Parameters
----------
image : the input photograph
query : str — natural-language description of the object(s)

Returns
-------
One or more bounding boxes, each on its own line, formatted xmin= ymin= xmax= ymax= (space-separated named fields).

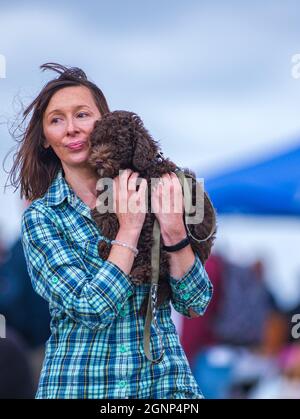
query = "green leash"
xmin=143 ymin=218 xmax=165 ymax=363
xmin=143 ymin=169 xmax=216 ymax=363
xmin=174 ymin=169 xmax=217 ymax=243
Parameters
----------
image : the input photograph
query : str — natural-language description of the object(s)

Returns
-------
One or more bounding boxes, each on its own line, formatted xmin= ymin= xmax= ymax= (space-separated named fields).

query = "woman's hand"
xmin=151 ymin=172 xmax=187 ymax=245
xmin=108 ymin=169 xmax=147 ymax=273
xmin=113 ymin=169 xmax=147 ymax=234
xmin=152 ymin=173 xmax=196 ymax=284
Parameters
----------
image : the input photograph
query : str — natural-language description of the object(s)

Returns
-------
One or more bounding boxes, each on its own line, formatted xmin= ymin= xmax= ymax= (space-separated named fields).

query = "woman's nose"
xmin=66 ymin=117 xmax=80 ymax=136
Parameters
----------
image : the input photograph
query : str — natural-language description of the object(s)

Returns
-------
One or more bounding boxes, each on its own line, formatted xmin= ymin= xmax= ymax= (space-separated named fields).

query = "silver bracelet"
xmin=111 ymin=240 xmax=139 ymax=257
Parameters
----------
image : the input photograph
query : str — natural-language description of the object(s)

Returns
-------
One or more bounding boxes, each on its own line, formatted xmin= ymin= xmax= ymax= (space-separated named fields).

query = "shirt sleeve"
xmin=169 ymin=254 xmax=213 ymax=318
xmin=21 ymin=205 xmax=135 ymax=331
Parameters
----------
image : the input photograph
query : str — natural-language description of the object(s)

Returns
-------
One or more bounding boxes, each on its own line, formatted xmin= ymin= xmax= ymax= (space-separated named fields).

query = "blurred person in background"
xmin=0 ymin=328 xmax=35 ymax=398
xmin=181 ymin=254 xmax=288 ymax=398
xmin=0 ymin=226 xmax=8 ymax=265
xmin=248 ymin=274 xmax=300 ymax=398
xmin=249 ymin=343 xmax=300 ymax=399
xmin=0 ymin=199 xmax=51 ymax=391
xmin=287 ymin=270 xmax=300 ymax=345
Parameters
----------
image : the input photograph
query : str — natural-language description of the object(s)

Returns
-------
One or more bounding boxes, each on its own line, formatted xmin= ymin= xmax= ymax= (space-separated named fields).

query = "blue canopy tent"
xmin=202 ymin=144 xmax=300 ymax=216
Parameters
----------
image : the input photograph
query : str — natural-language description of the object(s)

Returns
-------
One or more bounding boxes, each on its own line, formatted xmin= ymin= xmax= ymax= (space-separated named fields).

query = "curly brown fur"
xmin=88 ymin=111 xmax=217 ymax=316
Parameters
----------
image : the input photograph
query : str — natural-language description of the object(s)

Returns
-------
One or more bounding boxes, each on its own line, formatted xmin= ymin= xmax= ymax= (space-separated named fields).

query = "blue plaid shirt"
xmin=21 ymin=168 xmax=213 ymax=399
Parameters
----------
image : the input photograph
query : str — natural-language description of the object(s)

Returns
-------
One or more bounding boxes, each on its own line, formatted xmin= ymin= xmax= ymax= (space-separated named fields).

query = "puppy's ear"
xmin=131 ymin=114 xmax=158 ymax=171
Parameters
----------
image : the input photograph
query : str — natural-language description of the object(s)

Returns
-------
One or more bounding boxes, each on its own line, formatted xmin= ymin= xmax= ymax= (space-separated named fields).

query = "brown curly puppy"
xmin=88 ymin=111 xmax=217 ymax=316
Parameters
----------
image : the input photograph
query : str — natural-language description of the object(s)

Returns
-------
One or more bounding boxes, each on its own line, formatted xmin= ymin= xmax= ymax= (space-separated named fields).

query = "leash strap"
xmin=143 ymin=218 xmax=165 ymax=363
xmin=175 ymin=169 xmax=217 ymax=243
xmin=143 ymin=169 xmax=216 ymax=363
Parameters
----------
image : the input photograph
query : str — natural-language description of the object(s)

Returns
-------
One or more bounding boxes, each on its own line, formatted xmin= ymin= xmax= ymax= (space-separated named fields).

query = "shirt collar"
xmin=42 ymin=168 xmax=96 ymax=223
xmin=43 ymin=168 xmax=75 ymax=207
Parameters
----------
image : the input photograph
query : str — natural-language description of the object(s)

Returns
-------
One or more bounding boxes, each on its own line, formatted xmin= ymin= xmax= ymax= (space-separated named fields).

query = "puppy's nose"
xmin=96 ymin=159 xmax=104 ymax=167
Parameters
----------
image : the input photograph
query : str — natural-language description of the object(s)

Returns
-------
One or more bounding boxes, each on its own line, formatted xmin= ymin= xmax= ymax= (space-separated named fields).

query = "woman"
xmin=10 ymin=63 xmax=213 ymax=399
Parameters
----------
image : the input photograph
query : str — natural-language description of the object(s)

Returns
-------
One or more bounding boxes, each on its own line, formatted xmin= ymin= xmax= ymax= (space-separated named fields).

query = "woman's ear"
xmin=42 ymin=134 xmax=50 ymax=149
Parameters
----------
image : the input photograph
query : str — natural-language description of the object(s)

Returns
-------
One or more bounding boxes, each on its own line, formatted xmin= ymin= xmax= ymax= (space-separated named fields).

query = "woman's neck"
xmin=62 ymin=165 xmax=98 ymax=209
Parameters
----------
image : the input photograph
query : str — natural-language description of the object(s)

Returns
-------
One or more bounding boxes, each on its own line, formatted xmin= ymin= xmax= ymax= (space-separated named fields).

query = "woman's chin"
xmin=69 ymin=151 xmax=90 ymax=164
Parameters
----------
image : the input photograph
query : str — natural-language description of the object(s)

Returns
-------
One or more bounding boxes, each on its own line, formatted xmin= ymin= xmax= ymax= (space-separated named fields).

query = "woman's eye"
xmin=77 ymin=112 xmax=89 ymax=118
xmin=50 ymin=117 xmax=61 ymax=124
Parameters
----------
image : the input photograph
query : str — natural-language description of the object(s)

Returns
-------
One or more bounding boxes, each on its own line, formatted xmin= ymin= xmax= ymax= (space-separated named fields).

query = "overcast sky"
xmin=1 ymin=0 xmax=300 ymax=244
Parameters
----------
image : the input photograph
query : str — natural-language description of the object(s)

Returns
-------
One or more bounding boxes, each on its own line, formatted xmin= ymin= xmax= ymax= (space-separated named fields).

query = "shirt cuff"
xmin=169 ymin=254 xmax=213 ymax=317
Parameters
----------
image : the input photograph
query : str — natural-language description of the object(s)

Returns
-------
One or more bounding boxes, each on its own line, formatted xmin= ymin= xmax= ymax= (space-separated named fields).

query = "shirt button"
xmin=127 ymin=290 xmax=134 ymax=298
xmin=120 ymin=344 xmax=128 ymax=354
xmin=179 ymin=282 xmax=187 ymax=290
xmin=119 ymin=308 xmax=129 ymax=318
xmin=52 ymin=276 xmax=59 ymax=284
xmin=117 ymin=303 xmax=123 ymax=311
xmin=183 ymin=292 xmax=190 ymax=301
xmin=118 ymin=380 xmax=127 ymax=389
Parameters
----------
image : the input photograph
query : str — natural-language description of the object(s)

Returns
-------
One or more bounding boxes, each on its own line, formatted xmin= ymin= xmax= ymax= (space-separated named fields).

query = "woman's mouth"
xmin=66 ymin=141 xmax=86 ymax=151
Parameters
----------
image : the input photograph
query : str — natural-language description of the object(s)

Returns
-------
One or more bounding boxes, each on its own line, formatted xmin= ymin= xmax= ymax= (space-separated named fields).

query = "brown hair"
xmin=8 ymin=63 xmax=110 ymax=201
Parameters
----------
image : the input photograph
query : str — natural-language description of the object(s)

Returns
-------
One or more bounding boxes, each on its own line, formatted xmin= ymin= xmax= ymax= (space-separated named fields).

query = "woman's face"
xmin=43 ymin=85 xmax=101 ymax=170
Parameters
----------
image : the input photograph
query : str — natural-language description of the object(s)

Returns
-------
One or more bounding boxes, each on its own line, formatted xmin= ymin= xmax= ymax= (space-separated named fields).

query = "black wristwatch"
xmin=162 ymin=236 xmax=190 ymax=252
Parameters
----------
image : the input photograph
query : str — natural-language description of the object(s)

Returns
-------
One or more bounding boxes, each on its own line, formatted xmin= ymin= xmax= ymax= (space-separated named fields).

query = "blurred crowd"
xmin=0 ymin=233 xmax=50 ymax=398
xmin=181 ymin=253 xmax=300 ymax=399
xmin=0 ymin=229 xmax=299 ymax=398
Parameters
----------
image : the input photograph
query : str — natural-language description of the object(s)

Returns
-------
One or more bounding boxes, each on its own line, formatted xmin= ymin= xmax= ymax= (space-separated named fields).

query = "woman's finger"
xmin=136 ymin=179 xmax=148 ymax=210
xmin=119 ymin=168 xmax=133 ymax=183
xmin=170 ymin=172 xmax=181 ymax=190
xmin=128 ymin=172 xmax=140 ymax=192
xmin=136 ymin=177 xmax=147 ymax=191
